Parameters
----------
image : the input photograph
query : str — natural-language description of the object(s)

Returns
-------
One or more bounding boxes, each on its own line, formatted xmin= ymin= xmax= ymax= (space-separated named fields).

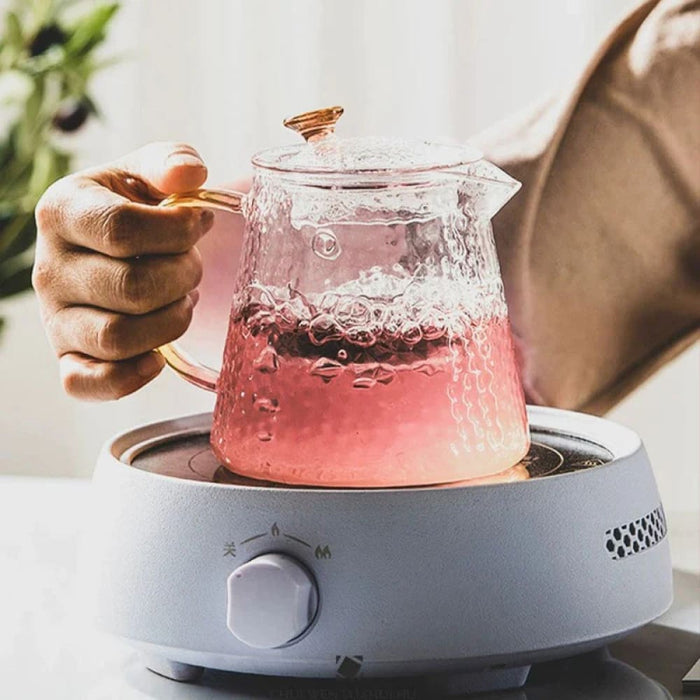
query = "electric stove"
xmin=87 ymin=406 xmax=673 ymax=695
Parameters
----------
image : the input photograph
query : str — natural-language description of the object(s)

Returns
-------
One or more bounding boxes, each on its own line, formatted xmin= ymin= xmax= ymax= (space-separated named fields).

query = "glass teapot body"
xmin=162 ymin=108 xmax=529 ymax=487
xmin=210 ymin=165 xmax=528 ymax=487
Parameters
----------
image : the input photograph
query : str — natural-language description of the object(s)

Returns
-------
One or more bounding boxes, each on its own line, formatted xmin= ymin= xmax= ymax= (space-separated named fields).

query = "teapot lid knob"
xmin=284 ymin=106 xmax=344 ymax=142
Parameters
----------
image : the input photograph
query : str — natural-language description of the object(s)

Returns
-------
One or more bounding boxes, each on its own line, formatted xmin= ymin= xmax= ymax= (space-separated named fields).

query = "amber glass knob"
xmin=283 ymin=106 xmax=344 ymax=142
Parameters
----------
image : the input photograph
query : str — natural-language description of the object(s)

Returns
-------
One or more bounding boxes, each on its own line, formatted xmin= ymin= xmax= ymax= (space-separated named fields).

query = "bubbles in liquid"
xmin=336 ymin=297 xmax=372 ymax=327
xmin=246 ymin=309 xmax=276 ymax=334
xmin=352 ymin=376 xmax=376 ymax=389
xmin=421 ymin=315 xmax=447 ymax=341
xmin=346 ymin=326 xmax=376 ymax=348
xmin=253 ymin=346 xmax=279 ymax=373
xmin=374 ymin=365 xmax=396 ymax=385
xmin=308 ymin=314 xmax=343 ymax=346
xmin=255 ymin=397 xmax=280 ymax=413
xmin=337 ymin=349 xmax=348 ymax=361
xmin=400 ymin=321 xmax=423 ymax=346
xmin=310 ymin=357 xmax=344 ymax=381
xmin=416 ymin=361 xmax=439 ymax=377
xmin=278 ymin=301 xmax=304 ymax=331
xmin=351 ymin=364 xmax=396 ymax=389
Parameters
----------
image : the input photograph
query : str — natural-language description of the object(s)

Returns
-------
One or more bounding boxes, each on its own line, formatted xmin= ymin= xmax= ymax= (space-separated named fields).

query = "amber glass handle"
xmin=157 ymin=188 xmax=245 ymax=392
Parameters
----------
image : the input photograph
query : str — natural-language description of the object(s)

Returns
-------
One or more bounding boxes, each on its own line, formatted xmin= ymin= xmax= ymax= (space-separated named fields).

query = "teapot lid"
xmin=252 ymin=106 xmax=482 ymax=175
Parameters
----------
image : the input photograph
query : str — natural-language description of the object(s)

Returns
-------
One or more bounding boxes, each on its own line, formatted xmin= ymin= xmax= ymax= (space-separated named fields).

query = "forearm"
xmin=474 ymin=0 xmax=700 ymax=414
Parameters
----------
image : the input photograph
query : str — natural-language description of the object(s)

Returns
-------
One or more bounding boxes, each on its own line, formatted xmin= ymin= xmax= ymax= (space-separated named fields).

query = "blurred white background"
xmin=1 ymin=0 xmax=697 ymax=570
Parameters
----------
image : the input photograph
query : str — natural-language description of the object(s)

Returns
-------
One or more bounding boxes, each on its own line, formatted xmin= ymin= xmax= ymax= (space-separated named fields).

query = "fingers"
xmin=109 ymin=142 xmax=209 ymax=195
xmin=59 ymin=351 xmax=166 ymax=401
xmin=35 ymin=246 xmax=203 ymax=315
xmin=32 ymin=141 xmax=217 ymax=401
xmin=48 ymin=293 xmax=199 ymax=362
xmin=36 ymin=178 xmax=215 ymax=257
xmin=35 ymin=140 xmax=213 ymax=258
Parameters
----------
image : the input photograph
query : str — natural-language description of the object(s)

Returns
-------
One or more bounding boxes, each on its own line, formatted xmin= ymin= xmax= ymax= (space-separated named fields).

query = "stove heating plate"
xmin=126 ymin=427 xmax=614 ymax=486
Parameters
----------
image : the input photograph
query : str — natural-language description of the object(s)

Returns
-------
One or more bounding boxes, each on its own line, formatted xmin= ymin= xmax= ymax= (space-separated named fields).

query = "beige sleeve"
xmin=474 ymin=0 xmax=700 ymax=416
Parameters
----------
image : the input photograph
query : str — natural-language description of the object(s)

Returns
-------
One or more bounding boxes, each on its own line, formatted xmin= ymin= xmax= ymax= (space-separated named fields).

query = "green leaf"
xmin=5 ymin=11 xmax=24 ymax=51
xmin=27 ymin=144 xmax=57 ymax=198
xmin=0 ymin=259 xmax=34 ymax=298
xmin=0 ymin=212 xmax=35 ymax=261
xmin=65 ymin=3 xmax=119 ymax=58
xmin=0 ymin=11 xmax=24 ymax=70
xmin=0 ymin=133 xmax=17 ymax=169
xmin=0 ymin=157 xmax=34 ymax=203
xmin=32 ymin=0 xmax=55 ymax=30
xmin=0 ymin=243 xmax=35 ymax=298
xmin=20 ymin=80 xmax=46 ymax=141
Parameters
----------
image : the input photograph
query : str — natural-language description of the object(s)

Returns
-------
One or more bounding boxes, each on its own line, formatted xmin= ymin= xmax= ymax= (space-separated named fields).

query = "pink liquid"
xmin=212 ymin=291 xmax=529 ymax=487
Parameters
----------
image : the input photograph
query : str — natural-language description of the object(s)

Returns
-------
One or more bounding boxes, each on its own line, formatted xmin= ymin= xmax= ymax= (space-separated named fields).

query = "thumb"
xmin=113 ymin=141 xmax=208 ymax=195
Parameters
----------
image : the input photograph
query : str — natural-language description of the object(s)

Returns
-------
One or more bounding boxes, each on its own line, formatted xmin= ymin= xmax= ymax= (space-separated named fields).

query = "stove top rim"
xmin=116 ymin=424 xmax=618 ymax=493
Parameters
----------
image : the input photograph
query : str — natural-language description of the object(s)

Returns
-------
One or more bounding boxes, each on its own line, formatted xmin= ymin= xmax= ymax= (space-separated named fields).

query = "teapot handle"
xmin=156 ymin=188 xmax=246 ymax=392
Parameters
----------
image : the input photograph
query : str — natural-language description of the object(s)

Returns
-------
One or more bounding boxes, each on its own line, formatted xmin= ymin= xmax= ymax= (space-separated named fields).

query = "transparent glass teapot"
xmin=161 ymin=107 xmax=529 ymax=488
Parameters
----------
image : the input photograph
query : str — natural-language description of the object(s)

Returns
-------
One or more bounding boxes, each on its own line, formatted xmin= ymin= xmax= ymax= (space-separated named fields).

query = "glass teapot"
xmin=160 ymin=107 xmax=529 ymax=488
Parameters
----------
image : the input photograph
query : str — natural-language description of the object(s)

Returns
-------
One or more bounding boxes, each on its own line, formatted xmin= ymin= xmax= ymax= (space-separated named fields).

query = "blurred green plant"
xmin=0 ymin=0 xmax=119 ymax=335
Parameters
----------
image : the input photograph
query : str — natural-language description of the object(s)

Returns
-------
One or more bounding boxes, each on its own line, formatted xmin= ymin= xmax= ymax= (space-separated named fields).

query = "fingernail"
xmin=188 ymin=289 xmax=200 ymax=307
xmin=166 ymin=152 xmax=205 ymax=169
xmin=137 ymin=351 xmax=164 ymax=378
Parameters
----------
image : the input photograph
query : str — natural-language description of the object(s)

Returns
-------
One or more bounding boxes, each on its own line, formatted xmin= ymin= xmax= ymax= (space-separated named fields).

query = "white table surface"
xmin=0 ymin=476 xmax=697 ymax=700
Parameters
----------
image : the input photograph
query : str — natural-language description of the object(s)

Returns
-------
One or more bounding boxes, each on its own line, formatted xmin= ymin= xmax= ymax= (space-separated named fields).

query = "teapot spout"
xmin=460 ymin=160 xmax=521 ymax=220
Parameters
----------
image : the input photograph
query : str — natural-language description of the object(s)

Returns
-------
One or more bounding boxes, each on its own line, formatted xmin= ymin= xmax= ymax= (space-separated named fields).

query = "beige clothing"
xmin=475 ymin=0 xmax=700 ymax=415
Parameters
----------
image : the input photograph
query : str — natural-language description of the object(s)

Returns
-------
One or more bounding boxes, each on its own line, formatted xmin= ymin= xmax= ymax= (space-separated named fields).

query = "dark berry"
xmin=52 ymin=99 xmax=90 ymax=133
xmin=29 ymin=24 xmax=66 ymax=56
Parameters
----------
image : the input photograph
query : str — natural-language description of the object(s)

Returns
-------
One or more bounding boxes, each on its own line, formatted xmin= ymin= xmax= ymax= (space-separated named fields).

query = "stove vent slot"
xmin=605 ymin=505 xmax=667 ymax=560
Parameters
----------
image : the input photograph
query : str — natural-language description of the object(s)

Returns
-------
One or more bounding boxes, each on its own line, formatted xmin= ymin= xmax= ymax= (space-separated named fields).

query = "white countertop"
xmin=0 ymin=476 xmax=696 ymax=700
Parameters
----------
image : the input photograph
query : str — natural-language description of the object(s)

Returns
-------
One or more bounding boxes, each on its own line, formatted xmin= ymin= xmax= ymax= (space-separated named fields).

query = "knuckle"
xmin=42 ymin=308 xmax=64 ymax=351
xmin=34 ymin=195 xmax=54 ymax=233
xmin=100 ymin=203 xmax=139 ymax=256
xmin=61 ymin=374 xmax=78 ymax=397
xmin=96 ymin=315 xmax=128 ymax=359
xmin=31 ymin=258 xmax=56 ymax=295
xmin=188 ymin=247 xmax=203 ymax=285
xmin=34 ymin=177 xmax=68 ymax=233
xmin=163 ymin=210 xmax=201 ymax=252
xmin=169 ymin=297 xmax=195 ymax=339
xmin=115 ymin=262 xmax=157 ymax=313
xmin=104 ymin=365 xmax=137 ymax=400
xmin=60 ymin=366 xmax=84 ymax=398
xmin=178 ymin=248 xmax=203 ymax=289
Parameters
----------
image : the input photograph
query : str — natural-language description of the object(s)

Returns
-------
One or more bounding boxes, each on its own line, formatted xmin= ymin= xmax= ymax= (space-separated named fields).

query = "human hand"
xmin=32 ymin=142 xmax=214 ymax=400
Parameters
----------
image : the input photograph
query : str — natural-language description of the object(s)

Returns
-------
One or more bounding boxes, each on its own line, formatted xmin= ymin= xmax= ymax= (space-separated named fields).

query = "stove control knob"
xmin=226 ymin=553 xmax=318 ymax=648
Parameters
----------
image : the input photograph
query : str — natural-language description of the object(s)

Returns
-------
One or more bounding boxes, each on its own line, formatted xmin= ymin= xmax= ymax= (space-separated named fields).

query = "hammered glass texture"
xmin=210 ymin=169 xmax=528 ymax=487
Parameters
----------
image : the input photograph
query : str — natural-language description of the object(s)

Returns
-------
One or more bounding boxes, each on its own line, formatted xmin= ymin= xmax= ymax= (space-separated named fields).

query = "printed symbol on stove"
xmin=335 ymin=655 xmax=363 ymax=679
xmin=284 ymin=533 xmax=311 ymax=548
xmin=223 ymin=542 xmax=237 ymax=557
xmin=238 ymin=524 xmax=313 ymax=549
xmin=315 ymin=545 xmax=332 ymax=560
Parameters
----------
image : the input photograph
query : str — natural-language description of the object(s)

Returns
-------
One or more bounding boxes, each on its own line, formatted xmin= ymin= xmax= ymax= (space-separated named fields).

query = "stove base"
xmin=419 ymin=664 xmax=530 ymax=695
xmin=142 ymin=651 xmax=530 ymax=694
xmin=143 ymin=654 xmax=204 ymax=683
